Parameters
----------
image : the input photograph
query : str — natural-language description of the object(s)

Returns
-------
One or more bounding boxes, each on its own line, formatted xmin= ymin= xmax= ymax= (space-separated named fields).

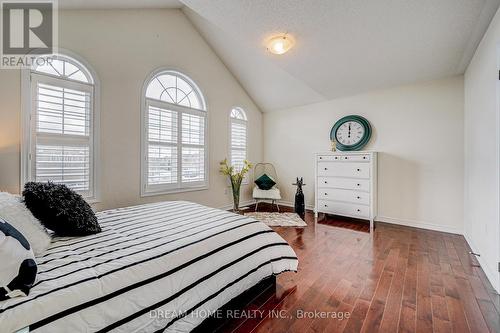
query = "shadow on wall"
xmin=378 ymin=152 xmax=420 ymax=220
xmin=271 ymin=150 xmax=422 ymax=216
xmin=273 ymin=159 xmax=316 ymax=207
xmin=0 ymin=144 xmax=20 ymax=194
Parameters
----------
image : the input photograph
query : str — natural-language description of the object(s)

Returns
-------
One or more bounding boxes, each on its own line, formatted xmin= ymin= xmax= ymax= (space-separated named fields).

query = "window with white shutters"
xmin=142 ymin=70 xmax=207 ymax=195
xmin=230 ymin=108 xmax=248 ymax=174
xmin=25 ymin=55 xmax=98 ymax=199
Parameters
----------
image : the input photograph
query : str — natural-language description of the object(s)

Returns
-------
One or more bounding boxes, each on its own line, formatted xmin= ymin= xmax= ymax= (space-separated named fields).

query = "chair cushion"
xmin=253 ymin=186 xmax=282 ymax=200
xmin=254 ymin=174 xmax=276 ymax=190
xmin=22 ymin=182 xmax=101 ymax=237
xmin=0 ymin=218 xmax=37 ymax=300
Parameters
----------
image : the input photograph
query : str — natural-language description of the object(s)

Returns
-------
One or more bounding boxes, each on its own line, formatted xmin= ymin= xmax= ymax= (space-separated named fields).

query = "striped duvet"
xmin=0 ymin=201 xmax=298 ymax=332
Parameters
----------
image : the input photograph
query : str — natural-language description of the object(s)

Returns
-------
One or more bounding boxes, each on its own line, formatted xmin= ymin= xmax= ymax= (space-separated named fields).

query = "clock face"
xmin=335 ymin=121 xmax=365 ymax=146
xmin=330 ymin=115 xmax=372 ymax=151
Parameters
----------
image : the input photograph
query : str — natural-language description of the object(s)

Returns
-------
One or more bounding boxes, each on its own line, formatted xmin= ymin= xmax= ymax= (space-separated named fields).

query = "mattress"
xmin=0 ymin=201 xmax=298 ymax=332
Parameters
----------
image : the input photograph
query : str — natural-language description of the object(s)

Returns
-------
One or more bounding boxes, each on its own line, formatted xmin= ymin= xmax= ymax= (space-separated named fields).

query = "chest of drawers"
xmin=314 ymin=152 xmax=377 ymax=231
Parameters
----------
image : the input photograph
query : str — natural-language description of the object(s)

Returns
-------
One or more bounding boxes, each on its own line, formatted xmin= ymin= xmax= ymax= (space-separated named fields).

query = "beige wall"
xmin=0 ymin=69 xmax=20 ymax=194
xmin=0 ymin=9 xmax=263 ymax=211
xmin=464 ymin=7 xmax=500 ymax=292
xmin=264 ymin=76 xmax=464 ymax=233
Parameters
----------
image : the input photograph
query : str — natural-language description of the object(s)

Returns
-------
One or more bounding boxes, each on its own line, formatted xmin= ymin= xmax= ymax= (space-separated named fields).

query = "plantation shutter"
xmin=143 ymin=71 xmax=207 ymax=195
xmin=145 ymin=101 xmax=206 ymax=191
xmin=230 ymin=120 xmax=247 ymax=172
xmin=147 ymin=104 xmax=178 ymax=186
xmin=31 ymin=74 xmax=94 ymax=196
xmin=181 ymin=112 xmax=205 ymax=183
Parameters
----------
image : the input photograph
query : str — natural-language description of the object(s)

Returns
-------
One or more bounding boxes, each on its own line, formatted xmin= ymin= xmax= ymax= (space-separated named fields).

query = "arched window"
xmin=22 ymin=54 xmax=99 ymax=199
xmin=142 ymin=70 xmax=207 ymax=195
xmin=229 ymin=107 xmax=247 ymax=172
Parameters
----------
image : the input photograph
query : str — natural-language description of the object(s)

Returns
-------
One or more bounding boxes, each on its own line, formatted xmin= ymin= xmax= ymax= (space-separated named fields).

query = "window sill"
xmin=86 ymin=198 xmax=101 ymax=204
xmin=84 ymin=196 xmax=101 ymax=205
xmin=141 ymin=185 xmax=209 ymax=197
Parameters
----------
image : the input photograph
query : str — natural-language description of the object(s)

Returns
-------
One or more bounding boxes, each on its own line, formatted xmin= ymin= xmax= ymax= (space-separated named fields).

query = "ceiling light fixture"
xmin=266 ymin=34 xmax=295 ymax=55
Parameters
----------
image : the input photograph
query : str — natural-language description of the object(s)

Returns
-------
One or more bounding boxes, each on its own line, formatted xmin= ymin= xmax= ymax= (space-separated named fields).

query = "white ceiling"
xmin=57 ymin=0 xmax=500 ymax=112
xmin=182 ymin=0 xmax=500 ymax=112
xmin=58 ymin=0 xmax=182 ymax=9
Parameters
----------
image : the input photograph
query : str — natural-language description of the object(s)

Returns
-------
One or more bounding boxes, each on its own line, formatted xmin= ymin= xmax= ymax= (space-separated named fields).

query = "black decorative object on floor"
xmin=293 ymin=177 xmax=306 ymax=218
xmin=23 ymin=182 xmax=101 ymax=236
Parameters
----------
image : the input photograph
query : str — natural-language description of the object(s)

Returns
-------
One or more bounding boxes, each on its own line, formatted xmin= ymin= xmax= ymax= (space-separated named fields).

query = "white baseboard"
xmin=218 ymin=200 xmax=254 ymax=211
xmin=376 ymin=217 xmax=499 ymax=292
xmin=219 ymin=199 xmax=314 ymax=212
xmin=463 ymin=233 xmax=500 ymax=293
xmin=376 ymin=216 xmax=463 ymax=235
xmin=222 ymin=202 xmax=460 ymax=235
xmin=277 ymin=200 xmax=314 ymax=210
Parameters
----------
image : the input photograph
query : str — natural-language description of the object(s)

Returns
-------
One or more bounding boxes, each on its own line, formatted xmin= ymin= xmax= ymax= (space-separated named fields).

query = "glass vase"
xmin=231 ymin=177 xmax=242 ymax=214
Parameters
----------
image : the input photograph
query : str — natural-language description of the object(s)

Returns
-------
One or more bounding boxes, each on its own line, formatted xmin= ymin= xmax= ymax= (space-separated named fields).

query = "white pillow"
xmin=0 ymin=192 xmax=51 ymax=256
xmin=0 ymin=217 xmax=37 ymax=300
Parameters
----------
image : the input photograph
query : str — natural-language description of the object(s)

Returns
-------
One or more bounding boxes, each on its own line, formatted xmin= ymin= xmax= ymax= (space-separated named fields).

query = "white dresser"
xmin=314 ymin=151 xmax=377 ymax=231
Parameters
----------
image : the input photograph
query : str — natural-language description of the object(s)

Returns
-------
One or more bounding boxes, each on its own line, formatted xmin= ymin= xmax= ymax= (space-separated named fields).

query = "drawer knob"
xmin=324 ymin=181 xmax=328 ymax=184
xmin=357 ymin=196 xmax=360 ymax=199
xmin=324 ymin=168 xmax=328 ymax=170
xmin=319 ymin=157 xmax=323 ymax=159
xmin=363 ymin=156 xmax=366 ymax=159
xmin=325 ymin=193 xmax=328 ymax=195
xmin=356 ymin=168 xmax=361 ymax=171
xmin=324 ymin=204 xmax=328 ymax=207
xmin=357 ymin=183 xmax=360 ymax=186
xmin=335 ymin=157 xmax=338 ymax=159
xmin=357 ymin=209 xmax=361 ymax=212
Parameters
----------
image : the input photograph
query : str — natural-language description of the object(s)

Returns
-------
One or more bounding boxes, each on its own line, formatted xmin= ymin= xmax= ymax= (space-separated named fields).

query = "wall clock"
xmin=330 ymin=115 xmax=372 ymax=151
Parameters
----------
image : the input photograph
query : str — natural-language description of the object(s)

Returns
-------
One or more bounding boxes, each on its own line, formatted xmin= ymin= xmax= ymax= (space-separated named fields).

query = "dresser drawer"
xmin=317 ymin=200 xmax=370 ymax=219
xmin=317 ymin=162 xmax=370 ymax=178
xmin=318 ymin=177 xmax=370 ymax=191
xmin=317 ymin=154 xmax=370 ymax=162
xmin=317 ymin=155 xmax=343 ymax=162
xmin=339 ymin=154 xmax=370 ymax=162
xmin=318 ymin=189 xmax=369 ymax=205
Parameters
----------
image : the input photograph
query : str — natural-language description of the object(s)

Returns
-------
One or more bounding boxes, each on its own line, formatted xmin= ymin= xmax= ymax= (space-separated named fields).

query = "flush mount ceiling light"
xmin=266 ymin=34 xmax=295 ymax=55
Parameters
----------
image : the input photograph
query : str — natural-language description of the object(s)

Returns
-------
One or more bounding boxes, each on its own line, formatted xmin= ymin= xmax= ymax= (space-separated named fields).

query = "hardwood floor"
xmin=221 ymin=204 xmax=500 ymax=333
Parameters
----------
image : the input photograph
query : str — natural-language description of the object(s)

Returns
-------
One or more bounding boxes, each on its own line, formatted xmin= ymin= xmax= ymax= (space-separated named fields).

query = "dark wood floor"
xmin=221 ymin=204 xmax=500 ymax=333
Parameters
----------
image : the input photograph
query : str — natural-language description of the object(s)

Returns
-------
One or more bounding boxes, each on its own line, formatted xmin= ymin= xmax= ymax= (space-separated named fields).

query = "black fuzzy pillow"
xmin=22 ymin=182 xmax=101 ymax=236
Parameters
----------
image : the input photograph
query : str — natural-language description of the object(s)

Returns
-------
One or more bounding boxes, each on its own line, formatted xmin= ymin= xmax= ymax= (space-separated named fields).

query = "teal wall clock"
xmin=330 ymin=115 xmax=372 ymax=151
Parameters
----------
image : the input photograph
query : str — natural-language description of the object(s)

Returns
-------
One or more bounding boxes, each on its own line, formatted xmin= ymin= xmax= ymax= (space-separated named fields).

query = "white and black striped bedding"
xmin=0 ymin=201 xmax=298 ymax=332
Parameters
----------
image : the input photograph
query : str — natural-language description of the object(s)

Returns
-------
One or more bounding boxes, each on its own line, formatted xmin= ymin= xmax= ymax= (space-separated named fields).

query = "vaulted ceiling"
xmin=60 ymin=0 xmax=500 ymax=112
xmin=59 ymin=0 xmax=182 ymax=9
xmin=182 ymin=0 xmax=500 ymax=112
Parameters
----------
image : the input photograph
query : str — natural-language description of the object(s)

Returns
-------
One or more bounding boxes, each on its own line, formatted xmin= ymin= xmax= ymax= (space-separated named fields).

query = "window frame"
xmin=141 ymin=68 xmax=209 ymax=197
xmin=229 ymin=107 xmax=248 ymax=185
xmin=21 ymin=51 xmax=101 ymax=202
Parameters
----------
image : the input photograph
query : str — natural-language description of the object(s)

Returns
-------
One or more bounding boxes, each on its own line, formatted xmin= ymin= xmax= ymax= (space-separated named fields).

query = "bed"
xmin=0 ymin=201 xmax=298 ymax=332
